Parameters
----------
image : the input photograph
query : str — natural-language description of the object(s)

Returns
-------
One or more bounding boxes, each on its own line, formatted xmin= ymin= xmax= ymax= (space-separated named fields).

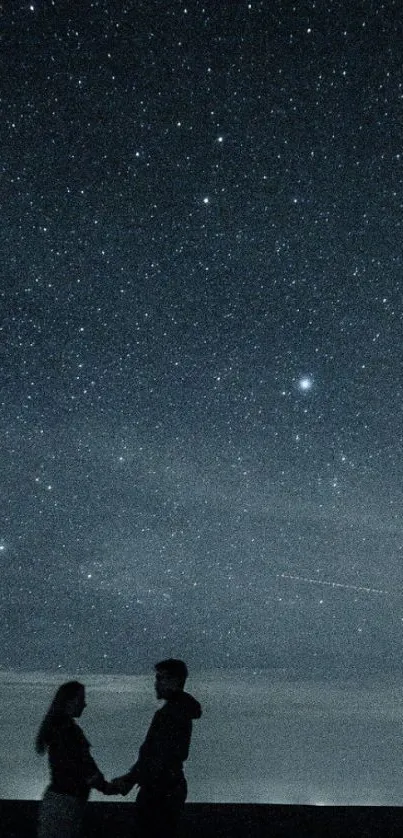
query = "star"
xmin=297 ymin=376 xmax=313 ymax=392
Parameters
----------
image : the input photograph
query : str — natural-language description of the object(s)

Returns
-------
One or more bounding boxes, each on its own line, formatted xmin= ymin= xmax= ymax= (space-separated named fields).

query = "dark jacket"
xmin=47 ymin=716 xmax=106 ymax=799
xmin=128 ymin=691 xmax=202 ymax=791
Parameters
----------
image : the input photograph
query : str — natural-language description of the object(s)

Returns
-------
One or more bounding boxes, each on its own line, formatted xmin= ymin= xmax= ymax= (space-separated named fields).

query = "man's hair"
xmin=155 ymin=658 xmax=188 ymax=685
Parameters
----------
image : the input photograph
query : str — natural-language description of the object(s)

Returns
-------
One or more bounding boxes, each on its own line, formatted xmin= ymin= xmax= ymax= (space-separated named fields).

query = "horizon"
xmin=2 ymin=669 xmax=403 ymax=806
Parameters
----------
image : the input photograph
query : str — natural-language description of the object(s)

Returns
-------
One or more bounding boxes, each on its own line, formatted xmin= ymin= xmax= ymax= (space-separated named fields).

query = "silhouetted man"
xmin=112 ymin=658 xmax=202 ymax=838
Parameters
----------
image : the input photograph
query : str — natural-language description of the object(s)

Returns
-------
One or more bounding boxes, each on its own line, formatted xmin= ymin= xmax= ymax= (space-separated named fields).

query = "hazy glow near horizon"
xmin=1 ymin=672 xmax=402 ymax=805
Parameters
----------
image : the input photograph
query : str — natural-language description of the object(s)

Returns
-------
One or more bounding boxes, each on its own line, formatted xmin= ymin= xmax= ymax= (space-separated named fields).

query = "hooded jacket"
xmin=128 ymin=690 xmax=202 ymax=791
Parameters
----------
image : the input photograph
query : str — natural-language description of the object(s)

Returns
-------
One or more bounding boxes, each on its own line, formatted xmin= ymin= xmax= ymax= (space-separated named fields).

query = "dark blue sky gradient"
xmin=1 ymin=0 xmax=403 ymax=676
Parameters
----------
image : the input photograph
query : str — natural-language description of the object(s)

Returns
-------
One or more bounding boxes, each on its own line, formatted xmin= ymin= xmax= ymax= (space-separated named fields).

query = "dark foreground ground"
xmin=2 ymin=800 xmax=403 ymax=837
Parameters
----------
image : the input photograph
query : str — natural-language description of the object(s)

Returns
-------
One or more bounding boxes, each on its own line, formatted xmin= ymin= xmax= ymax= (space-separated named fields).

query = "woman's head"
xmin=52 ymin=681 xmax=86 ymax=718
xmin=35 ymin=681 xmax=86 ymax=754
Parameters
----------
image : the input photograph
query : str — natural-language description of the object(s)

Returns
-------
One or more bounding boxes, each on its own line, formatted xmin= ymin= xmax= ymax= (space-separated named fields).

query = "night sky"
xmin=2 ymin=0 xmax=403 ymax=679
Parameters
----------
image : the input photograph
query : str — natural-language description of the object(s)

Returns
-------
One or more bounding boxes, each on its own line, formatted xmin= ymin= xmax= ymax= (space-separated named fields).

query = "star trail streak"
xmin=278 ymin=573 xmax=389 ymax=596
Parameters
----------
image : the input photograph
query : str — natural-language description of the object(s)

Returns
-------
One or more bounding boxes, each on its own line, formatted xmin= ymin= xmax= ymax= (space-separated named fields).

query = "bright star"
xmin=298 ymin=376 xmax=313 ymax=391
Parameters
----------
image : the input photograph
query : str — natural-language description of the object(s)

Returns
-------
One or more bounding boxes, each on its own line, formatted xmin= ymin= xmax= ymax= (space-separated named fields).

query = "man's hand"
xmin=109 ymin=774 xmax=136 ymax=796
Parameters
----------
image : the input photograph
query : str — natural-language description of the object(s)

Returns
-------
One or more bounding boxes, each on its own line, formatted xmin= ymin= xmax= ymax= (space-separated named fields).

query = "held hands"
xmin=87 ymin=769 xmax=136 ymax=796
xmin=107 ymin=774 xmax=136 ymax=796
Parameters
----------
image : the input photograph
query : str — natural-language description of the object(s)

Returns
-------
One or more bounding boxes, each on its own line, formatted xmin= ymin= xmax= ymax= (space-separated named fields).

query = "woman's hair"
xmin=35 ymin=680 xmax=84 ymax=755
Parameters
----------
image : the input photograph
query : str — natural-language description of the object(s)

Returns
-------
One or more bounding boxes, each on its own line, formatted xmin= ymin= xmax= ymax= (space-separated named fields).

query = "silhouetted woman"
xmin=35 ymin=680 xmax=112 ymax=838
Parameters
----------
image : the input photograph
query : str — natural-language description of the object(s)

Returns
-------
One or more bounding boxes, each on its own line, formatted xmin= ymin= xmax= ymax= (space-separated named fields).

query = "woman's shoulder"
xmin=49 ymin=715 xmax=87 ymax=745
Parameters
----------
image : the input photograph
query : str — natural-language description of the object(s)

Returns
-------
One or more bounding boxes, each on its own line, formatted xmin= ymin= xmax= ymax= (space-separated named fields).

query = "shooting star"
xmin=278 ymin=573 xmax=389 ymax=596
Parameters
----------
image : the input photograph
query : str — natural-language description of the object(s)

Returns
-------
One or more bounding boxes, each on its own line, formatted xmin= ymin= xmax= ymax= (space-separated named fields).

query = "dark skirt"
xmin=37 ymin=788 xmax=86 ymax=838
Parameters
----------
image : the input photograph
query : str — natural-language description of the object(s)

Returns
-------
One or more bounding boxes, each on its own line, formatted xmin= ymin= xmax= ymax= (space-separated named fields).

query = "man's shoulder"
xmin=158 ymin=692 xmax=201 ymax=721
xmin=153 ymin=700 xmax=184 ymax=726
xmin=156 ymin=701 xmax=176 ymax=719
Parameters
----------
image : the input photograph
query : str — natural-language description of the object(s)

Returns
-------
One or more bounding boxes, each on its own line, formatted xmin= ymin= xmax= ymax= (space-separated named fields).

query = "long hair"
xmin=35 ymin=680 xmax=84 ymax=755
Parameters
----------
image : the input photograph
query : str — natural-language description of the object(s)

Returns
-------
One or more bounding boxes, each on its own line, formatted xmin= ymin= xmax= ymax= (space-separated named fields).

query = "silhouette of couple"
xmin=35 ymin=659 xmax=202 ymax=838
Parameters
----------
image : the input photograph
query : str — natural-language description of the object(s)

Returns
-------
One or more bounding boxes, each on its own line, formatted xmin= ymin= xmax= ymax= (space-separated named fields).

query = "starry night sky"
xmin=2 ymin=0 xmax=403 ymax=678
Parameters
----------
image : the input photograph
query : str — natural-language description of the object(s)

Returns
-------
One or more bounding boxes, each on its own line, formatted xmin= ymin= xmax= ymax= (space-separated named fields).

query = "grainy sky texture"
xmin=1 ymin=0 xmax=403 ymax=677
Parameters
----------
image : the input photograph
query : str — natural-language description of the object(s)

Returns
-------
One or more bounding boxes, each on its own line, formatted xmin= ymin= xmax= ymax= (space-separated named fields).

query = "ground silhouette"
xmin=2 ymin=801 xmax=403 ymax=837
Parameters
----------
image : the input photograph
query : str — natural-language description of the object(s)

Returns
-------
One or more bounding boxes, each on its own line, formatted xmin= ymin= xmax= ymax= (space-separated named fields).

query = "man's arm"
xmin=110 ymin=706 xmax=183 ymax=792
xmin=132 ymin=711 xmax=189 ymax=786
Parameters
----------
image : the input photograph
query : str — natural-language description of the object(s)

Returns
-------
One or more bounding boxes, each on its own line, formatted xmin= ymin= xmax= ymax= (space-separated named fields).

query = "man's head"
xmin=154 ymin=658 xmax=188 ymax=700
